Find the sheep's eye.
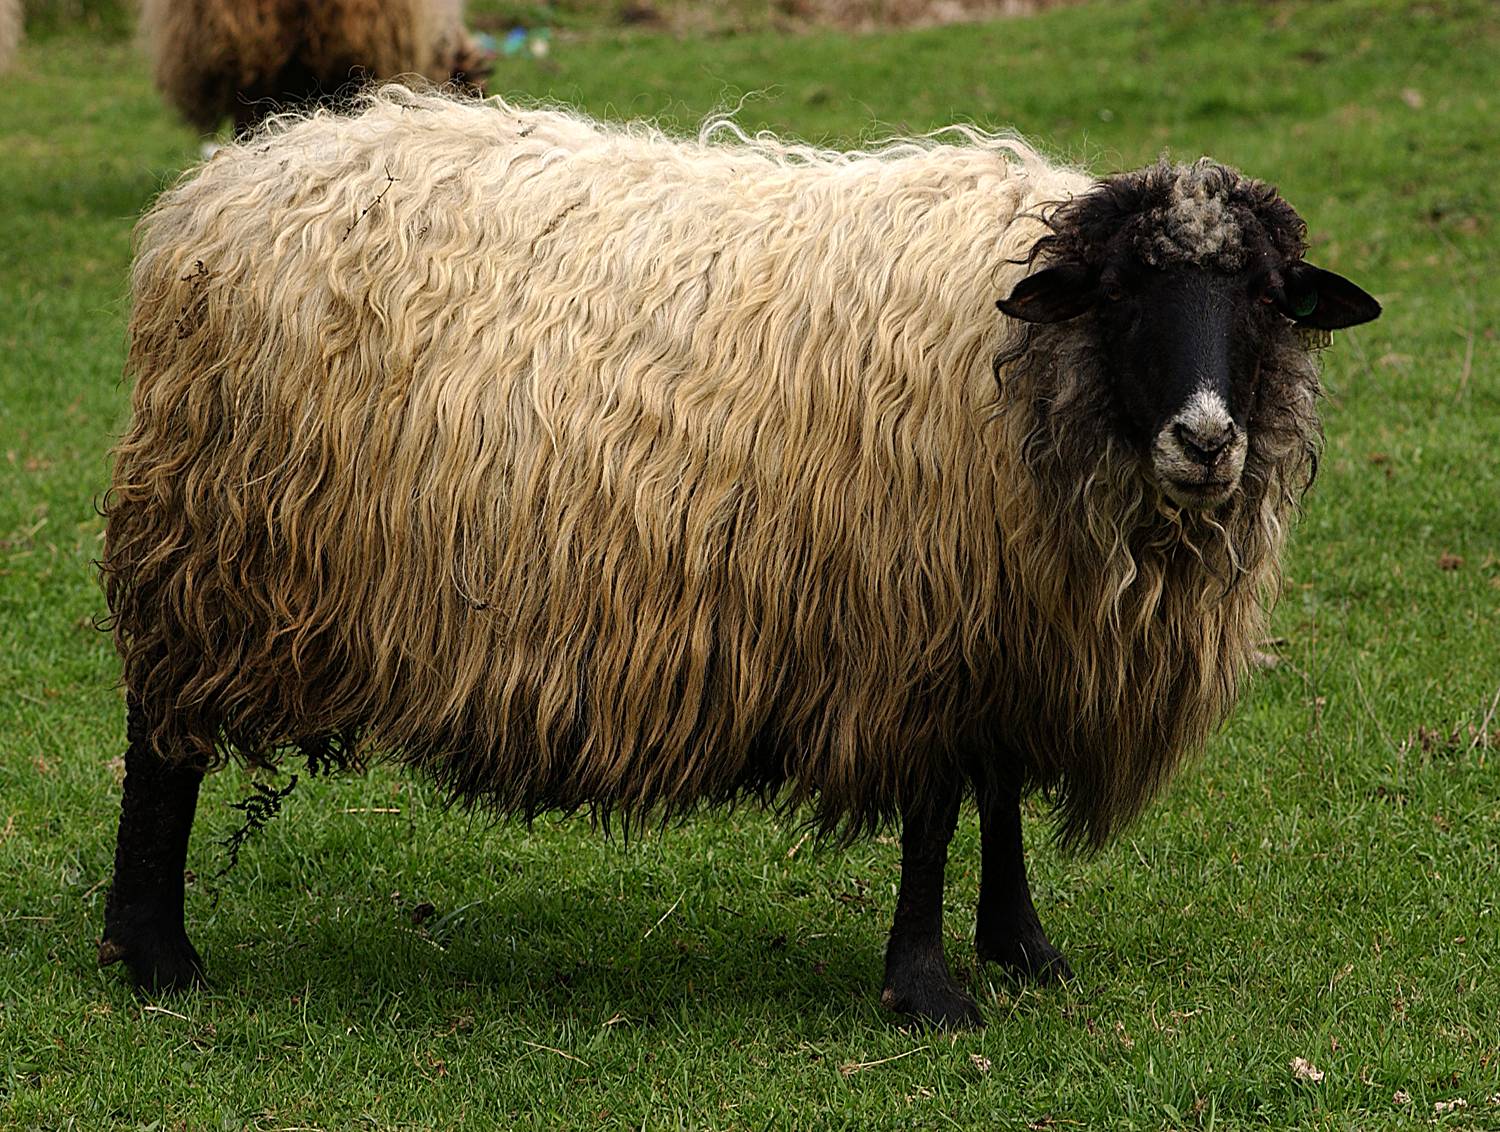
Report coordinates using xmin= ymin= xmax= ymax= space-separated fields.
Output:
xmin=1102 ymin=280 xmax=1126 ymax=302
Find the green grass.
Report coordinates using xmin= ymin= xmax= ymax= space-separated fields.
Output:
xmin=2 ymin=1 xmax=1498 ymax=1128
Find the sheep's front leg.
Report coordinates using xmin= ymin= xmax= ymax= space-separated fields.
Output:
xmin=974 ymin=775 xmax=1072 ymax=983
xmin=880 ymin=782 xmax=981 ymax=1029
xmin=98 ymin=697 xmax=206 ymax=993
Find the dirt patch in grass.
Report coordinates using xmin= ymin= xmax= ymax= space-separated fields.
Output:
xmin=749 ymin=0 xmax=1082 ymax=32
xmin=477 ymin=0 xmax=1083 ymax=37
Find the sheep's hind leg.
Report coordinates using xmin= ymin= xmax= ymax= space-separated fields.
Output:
xmin=880 ymin=782 xmax=982 ymax=1029
xmin=98 ymin=697 xmax=206 ymax=993
xmin=974 ymin=775 xmax=1071 ymax=984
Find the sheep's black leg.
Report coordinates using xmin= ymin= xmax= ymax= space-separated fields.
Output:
xmin=880 ymin=781 xmax=981 ymax=1029
xmin=98 ymin=697 xmax=206 ymax=993
xmin=974 ymin=774 xmax=1072 ymax=983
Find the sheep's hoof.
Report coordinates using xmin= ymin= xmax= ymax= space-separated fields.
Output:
xmin=99 ymin=911 xmax=206 ymax=994
xmin=977 ymin=931 xmax=1073 ymax=985
xmin=881 ymin=970 xmax=983 ymax=1029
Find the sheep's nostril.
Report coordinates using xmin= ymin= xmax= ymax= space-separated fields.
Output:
xmin=1174 ymin=421 xmax=1233 ymax=466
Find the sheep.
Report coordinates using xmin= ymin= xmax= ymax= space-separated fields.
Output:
xmin=97 ymin=88 xmax=1380 ymax=1028
xmin=138 ymin=0 xmax=490 ymax=136
xmin=0 ymin=0 xmax=21 ymax=74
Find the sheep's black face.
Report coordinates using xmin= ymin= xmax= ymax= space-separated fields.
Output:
xmin=1088 ymin=263 xmax=1263 ymax=509
xmin=997 ymin=159 xmax=1381 ymax=510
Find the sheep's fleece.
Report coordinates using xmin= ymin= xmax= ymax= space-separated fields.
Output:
xmin=106 ymin=89 xmax=1320 ymax=848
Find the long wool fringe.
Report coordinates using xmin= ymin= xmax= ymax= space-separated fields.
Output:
xmin=138 ymin=0 xmax=474 ymax=130
xmin=105 ymin=88 xmax=1321 ymax=847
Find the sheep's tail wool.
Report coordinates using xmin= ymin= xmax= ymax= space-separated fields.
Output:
xmin=104 ymin=89 xmax=1318 ymax=847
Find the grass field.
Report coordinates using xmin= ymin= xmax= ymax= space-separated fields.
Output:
xmin=1 ymin=1 xmax=1497 ymax=1128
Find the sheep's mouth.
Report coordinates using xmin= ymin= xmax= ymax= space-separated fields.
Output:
xmin=1162 ymin=476 xmax=1236 ymax=509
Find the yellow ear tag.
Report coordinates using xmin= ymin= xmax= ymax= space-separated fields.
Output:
xmin=1298 ymin=327 xmax=1333 ymax=351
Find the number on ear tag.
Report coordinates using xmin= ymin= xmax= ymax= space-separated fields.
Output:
xmin=1298 ymin=327 xmax=1332 ymax=351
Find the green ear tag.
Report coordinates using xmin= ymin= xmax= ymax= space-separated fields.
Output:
xmin=1292 ymin=291 xmax=1318 ymax=318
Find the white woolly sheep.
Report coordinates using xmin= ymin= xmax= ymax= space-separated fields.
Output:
xmin=98 ymin=88 xmax=1379 ymax=1027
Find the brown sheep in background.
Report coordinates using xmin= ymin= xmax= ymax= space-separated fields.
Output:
xmin=0 ymin=0 xmax=22 ymax=74
xmin=138 ymin=0 xmax=490 ymax=135
xmin=97 ymin=89 xmax=1380 ymax=1027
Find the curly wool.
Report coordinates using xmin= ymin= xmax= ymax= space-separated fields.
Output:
xmin=138 ymin=0 xmax=476 ymax=130
xmin=988 ymin=320 xmax=1318 ymax=847
xmin=105 ymin=89 xmax=1319 ymax=846
xmin=0 ymin=0 xmax=21 ymax=74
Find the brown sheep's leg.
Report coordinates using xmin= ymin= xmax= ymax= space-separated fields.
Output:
xmin=974 ymin=775 xmax=1072 ymax=983
xmin=231 ymin=100 xmax=265 ymax=141
xmin=98 ymin=697 xmax=206 ymax=993
xmin=880 ymin=782 xmax=982 ymax=1029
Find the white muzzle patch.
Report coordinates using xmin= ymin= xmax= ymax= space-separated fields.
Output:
xmin=1151 ymin=389 xmax=1247 ymax=508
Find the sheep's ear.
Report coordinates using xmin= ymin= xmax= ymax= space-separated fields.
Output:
xmin=1277 ymin=262 xmax=1382 ymax=330
xmin=996 ymin=263 xmax=1096 ymax=324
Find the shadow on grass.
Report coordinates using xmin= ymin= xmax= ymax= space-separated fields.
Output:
xmin=219 ymin=886 xmax=882 ymax=1030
